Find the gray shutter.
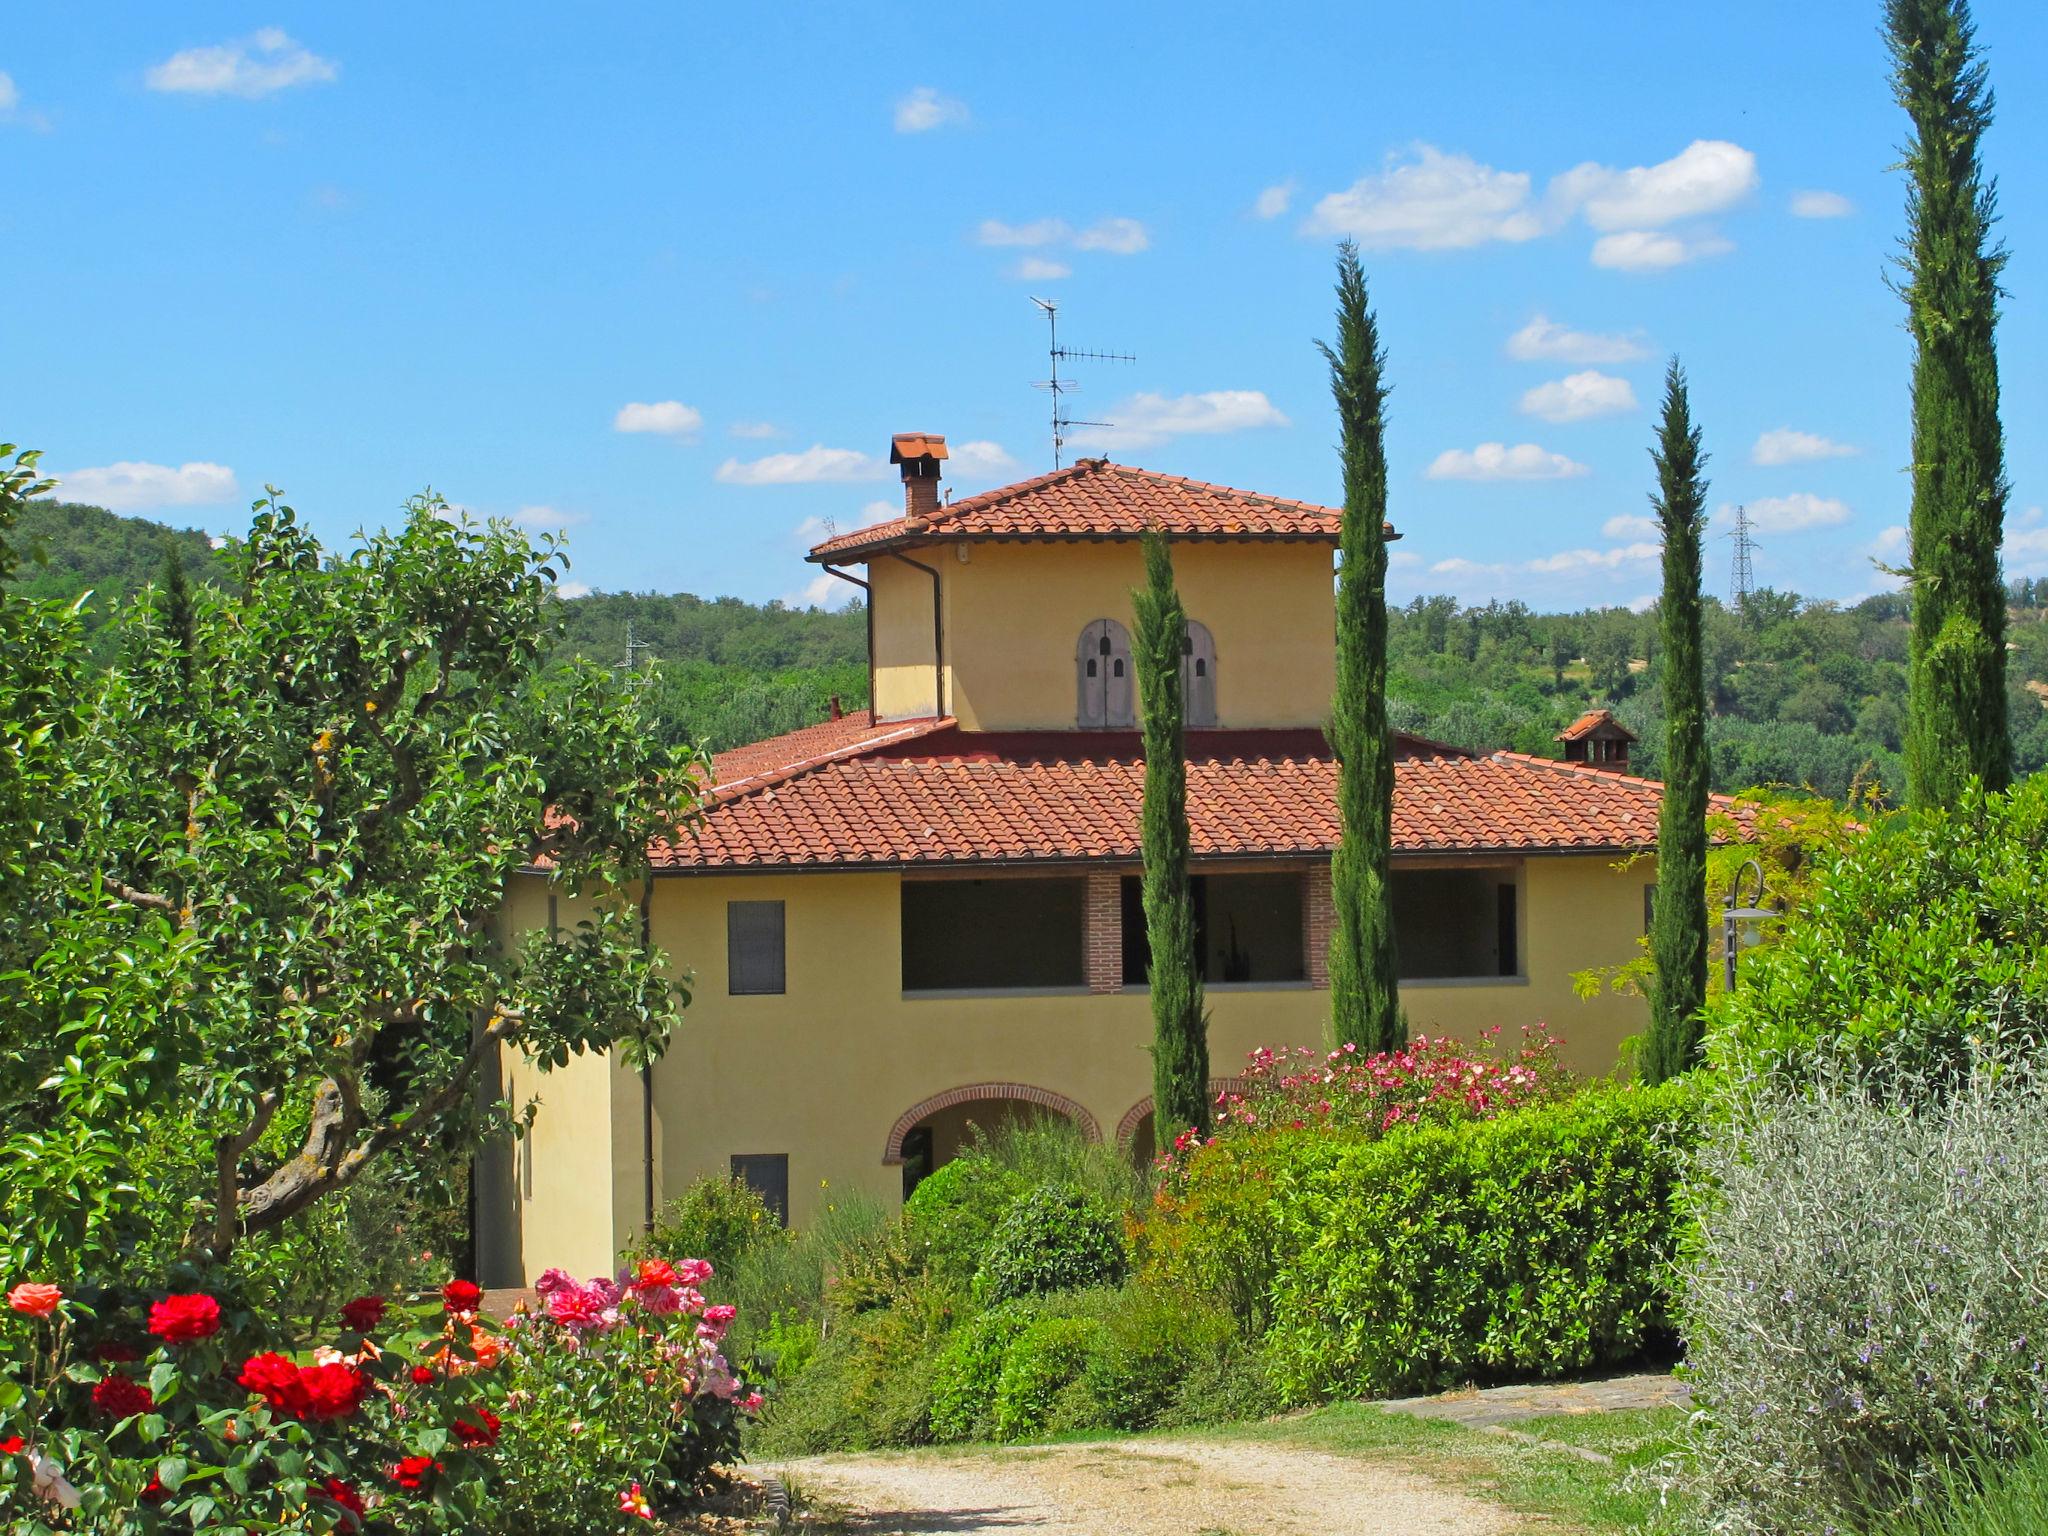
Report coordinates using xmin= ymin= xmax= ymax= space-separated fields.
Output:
xmin=1181 ymin=619 xmax=1218 ymax=728
xmin=727 ymin=900 xmax=786 ymax=995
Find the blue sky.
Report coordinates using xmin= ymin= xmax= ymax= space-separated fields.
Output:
xmin=4 ymin=2 xmax=2044 ymax=612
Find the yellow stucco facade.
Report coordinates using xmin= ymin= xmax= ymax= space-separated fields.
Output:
xmin=479 ymin=851 xmax=1653 ymax=1285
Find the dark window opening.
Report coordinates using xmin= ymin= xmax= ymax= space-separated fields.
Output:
xmin=899 ymin=1126 xmax=935 ymax=1202
xmin=902 ymin=877 xmax=1086 ymax=990
xmin=1121 ymin=871 xmax=1305 ymax=986
xmin=1390 ymin=868 xmax=1521 ymax=979
xmin=731 ymin=1153 xmax=789 ymax=1227
xmin=727 ymin=900 xmax=786 ymax=995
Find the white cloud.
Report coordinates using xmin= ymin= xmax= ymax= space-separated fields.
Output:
xmin=1253 ymin=180 xmax=1296 ymax=220
xmin=1549 ymin=140 xmax=1758 ymax=230
xmin=728 ymin=420 xmax=781 ymax=439
xmin=1591 ymin=229 xmax=1733 ymax=271
xmin=1791 ymin=189 xmax=1854 ymax=219
xmin=510 ymin=505 xmax=588 ymax=530
xmin=1009 ymin=256 xmax=1071 ymax=281
xmin=555 ymin=579 xmax=592 ymax=599
xmin=948 ymin=440 xmax=1018 ymax=481
xmin=1425 ymin=443 xmax=1590 ymax=482
xmin=1519 ymin=370 xmax=1638 ymax=423
xmin=2005 ymin=507 xmax=2048 ymax=576
xmin=1603 ymin=513 xmax=1661 ymax=541
xmin=613 ymin=400 xmax=703 ymax=437
xmin=1305 ymin=144 xmax=1542 ymax=250
xmin=783 ymin=573 xmax=867 ymax=611
xmin=1505 ymin=315 xmax=1650 ymax=365
xmin=1431 ymin=542 xmax=1660 ymax=581
xmin=1751 ymin=427 xmax=1857 ymax=466
xmin=1870 ymin=524 xmax=1909 ymax=559
xmin=55 ymin=460 xmax=238 ymax=511
xmin=1073 ymin=216 xmax=1149 ymax=254
xmin=977 ymin=217 xmax=1071 ymax=247
xmin=0 ymin=71 xmax=16 ymax=112
xmin=714 ymin=446 xmax=886 ymax=486
xmin=1068 ymin=391 xmax=1289 ymax=452
xmin=1627 ymin=592 xmax=1658 ymax=613
xmin=894 ymin=85 xmax=968 ymax=133
xmin=146 ymin=28 xmax=337 ymax=98
xmin=1737 ymin=493 xmax=1853 ymax=533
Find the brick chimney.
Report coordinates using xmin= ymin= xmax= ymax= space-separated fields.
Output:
xmin=890 ymin=433 xmax=948 ymax=523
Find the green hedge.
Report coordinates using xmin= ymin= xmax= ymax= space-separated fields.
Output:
xmin=1244 ymin=1081 xmax=1698 ymax=1400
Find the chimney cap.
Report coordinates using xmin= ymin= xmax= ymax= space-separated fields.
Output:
xmin=890 ymin=433 xmax=948 ymax=465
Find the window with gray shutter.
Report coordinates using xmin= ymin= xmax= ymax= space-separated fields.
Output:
xmin=730 ymin=1154 xmax=789 ymax=1226
xmin=727 ymin=900 xmax=785 ymax=995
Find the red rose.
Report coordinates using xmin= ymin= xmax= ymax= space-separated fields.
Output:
xmin=391 ymin=1453 xmax=441 ymax=1491
xmin=0 ymin=1436 xmax=24 ymax=1454
xmin=91 ymin=1373 xmax=155 ymax=1419
xmin=140 ymin=1474 xmax=169 ymax=1505
xmin=240 ymin=1351 xmax=308 ymax=1416
xmin=315 ymin=1475 xmax=367 ymax=1518
xmin=632 ymin=1258 xmax=677 ymax=1290
xmin=90 ymin=1340 xmax=143 ymax=1364
xmin=441 ymin=1279 xmax=482 ymax=1316
xmin=6 ymin=1283 xmax=62 ymax=1318
xmin=296 ymin=1361 xmax=370 ymax=1422
xmin=451 ymin=1405 xmax=501 ymax=1448
xmin=410 ymin=1364 xmax=437 ymax=1385
xmin=148 ymin=1293 xmax=222 ymax=1344
xmin=340 ymin=1295 xmax=387 ymax=1332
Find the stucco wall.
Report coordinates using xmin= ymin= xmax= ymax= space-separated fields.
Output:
xmin=483 ymin=850 xmax=1655 ymax=1279
xmin=869 ymin=555 xmax=940 ymax=721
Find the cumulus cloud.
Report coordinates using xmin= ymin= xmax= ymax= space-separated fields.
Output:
xmin=2005 ymin=507 xmax=2048 ymax=576
xmin=55 ymin=460 xmax=238 ymax=511
xmin=1737 ymin=493 xmax=1853 ymax=532
xmin=1305 ymin=144 xmax=1542 ymax=250
xmin=1430 ymin=542 xmax=1660 ymax=582
xmin=1009 ymin=256 xmax=1071 ymax=281
xmin=1791 ymin=189 xmax=1854 ymax=218
xmin=1252 ymin=180 xmax=1296 ymax=219
xmin=978 ymin=215 xmax=1149 ymax=256
xmin=510 ymin=505 xmax=588 ymax=530
xmin=1072 ymin=216 xmax=1149 ymax=254
xmin=1506 ymin=315 xmax=1651 ymax=365
xmin=1519 ymin=370 xmax=1638 ymax=423
xmin=728 ymin=420 xmax=781 ymax=439
xmin=555 ymin=579 xmax=592 ymax=599
xmin=1590 ymin=229 xmax=1733 ymax=271
xmin=1751 ymin=427 xmax=1857 ymax=466
xmin=1425 ymin=443 xmax=1590 ymax=482
xmin=977 ymin=217 xmax=1071 ymax=247
xmin=1549 ymin=140 xmax=1758 ymax=230
xmin=613 ymin=400 xmax=703 ymax=436
xmin=715 ymin=446 xmax=885 ymax=486
xmin=1603 ymin=513 xmax=1661 ymax=541
xmin=1068 ymin=391 xmax=1288 ymax=452
xmin=947 ymin=440 xmax=1018 ymax=480
xmin=894 ymin=85 xmax=968 ymax=133
xmin=146 ymin=28 xmax=337 ymax=98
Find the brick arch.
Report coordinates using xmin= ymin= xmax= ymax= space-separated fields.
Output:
xmin=1115 ymin=1077 xmax=1250 ymax=1148
xmin=882 ymin=1083 xmax=1102 ymax=1165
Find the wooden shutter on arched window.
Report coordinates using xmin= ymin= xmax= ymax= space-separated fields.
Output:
xmin=1181 ymin=619 xmax=1217 ymax=728
xmin=1077 ymin=618 xmax=1135 ymax=728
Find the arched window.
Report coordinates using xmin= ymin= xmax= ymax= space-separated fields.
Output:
xmin=1077 ymin=618 xmax=1135 ymax=728
xmin=1181 ymin=619 xmax=1217 ymax=728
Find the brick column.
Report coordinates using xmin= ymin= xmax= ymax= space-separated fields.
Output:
xmin=1304 ymin=863 xmax=1333 ymax=988
xmin=1085 ymin=869 xmax=1123 ymax=994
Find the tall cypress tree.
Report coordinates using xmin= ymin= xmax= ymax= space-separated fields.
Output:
xmin=1889 ymin=0 xmax=2010 ymax=807
xmin=1133 ymin=530 xmax=1208 ymax=1145
xmin=1320 ymin=242 xmax=1402 ymax=1053
xmin=1646 ymin=360 xmax=1710 ymax=1082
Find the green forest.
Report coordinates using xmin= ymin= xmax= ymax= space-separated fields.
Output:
xmin=11 ymin=498 xmax=2047 ymax=796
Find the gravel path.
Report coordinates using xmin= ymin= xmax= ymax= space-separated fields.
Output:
xmin=770 ymin=1435 xmax=1527 ymax=1535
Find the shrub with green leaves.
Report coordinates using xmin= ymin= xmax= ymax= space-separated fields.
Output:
xmin=975 ymin=1185 xmax=1129 ymax=1305
xmin=1680 ymin=1057 xmax=2048 ymax=1534
xmin=748 ymin=1279 xmax=960 ymax=1456
xmin=993 ymin=1315 xmax=1103 ymax=1441
xmin=1149 ymin=1082 xmax=1697 ymax=1401
xmin=1710 ymin=775 xmax=2048 ymax=1077
xmin=927 ymin=1305 xmax=1036 ymax=1444
xmin=1077 ymin=1285 xmax=1236 ymax=1432
xmin=641 ymin=1176 xmax=788 ymax=1282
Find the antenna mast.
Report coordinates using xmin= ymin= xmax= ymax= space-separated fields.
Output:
xmin=1030 ymin=297 xmax=1133 ymax=469
xmin=1726 ymin=505 xmax=1759 ymax=613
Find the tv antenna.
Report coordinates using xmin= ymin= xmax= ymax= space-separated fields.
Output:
xmin=1726 ymin=505 xmax=1759 ymax=613
xmin=1030 ymin=297 xmax=1133 ymax=469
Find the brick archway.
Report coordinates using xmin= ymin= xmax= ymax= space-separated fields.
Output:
xmin=1115 ymin=1077 xmax=1249 ymax=1147
xmin=882 ymin=1083 xmax=1102 ymax=1165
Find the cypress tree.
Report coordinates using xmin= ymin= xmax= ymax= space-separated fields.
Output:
xmin=1133 ymin=530 xmax=1208 ymax=1146
xmin=1320 ymin=242 xmax=1402 ymax=1053
xmin=1646 ymin=360 xmax=1710 ymax=1082
xmin=1889 ymin=0 xmax=2010 ymax=807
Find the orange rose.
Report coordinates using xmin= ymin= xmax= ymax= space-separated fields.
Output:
xmin=6 ymin=1283 xmax=62 ymax=1318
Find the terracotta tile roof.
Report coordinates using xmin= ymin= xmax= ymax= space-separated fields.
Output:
xmin=648 ymin=721 xmax=1748 ymax=872
xmin=806 ymin=461 xmax=1383 ymax=562
xmin=890 ymin=433 xmax=948 ymax=463
xmin=1557 ymin=707 xmax=1637 ymax=742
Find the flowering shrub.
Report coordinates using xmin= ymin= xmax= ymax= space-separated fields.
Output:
xmin=1 ymin=1274 xmax=504 ymax=1533
xmin=484 ymin=1259 xmax=760 ymax=1535
xmin=1177 ymin=1025 xmax=1573 ymax=1163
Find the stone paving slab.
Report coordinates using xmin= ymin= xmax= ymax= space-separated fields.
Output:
xmin=1373 ymin=1371 xmax=1690 ymax=1429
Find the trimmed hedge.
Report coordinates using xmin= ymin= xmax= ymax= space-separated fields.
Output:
xmin=1151 ymin=1081 xmax=1699 ymax=1401
xmin=974 ymin=1184 xmax=1128 ymax=1304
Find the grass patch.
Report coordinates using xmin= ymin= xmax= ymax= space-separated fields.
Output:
xmin=1213 ymin=1401 xmax=1689 ymax=1533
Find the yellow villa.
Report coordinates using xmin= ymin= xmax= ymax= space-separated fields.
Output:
xmin=478 ymin=434 xmax=1679 ymax=1284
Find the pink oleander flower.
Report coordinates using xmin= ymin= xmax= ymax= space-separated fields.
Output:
xmin=620 ymin=1482 xmax=654 ymax=1519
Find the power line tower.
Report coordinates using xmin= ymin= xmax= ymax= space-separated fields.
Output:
xmin=1726 ymin=504 xmax=1759 ymax=614
xmin=614 ymin=619 xmax=656 ymax=673
xmin=1029 ymin=297 xmax=1133 ymax=469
